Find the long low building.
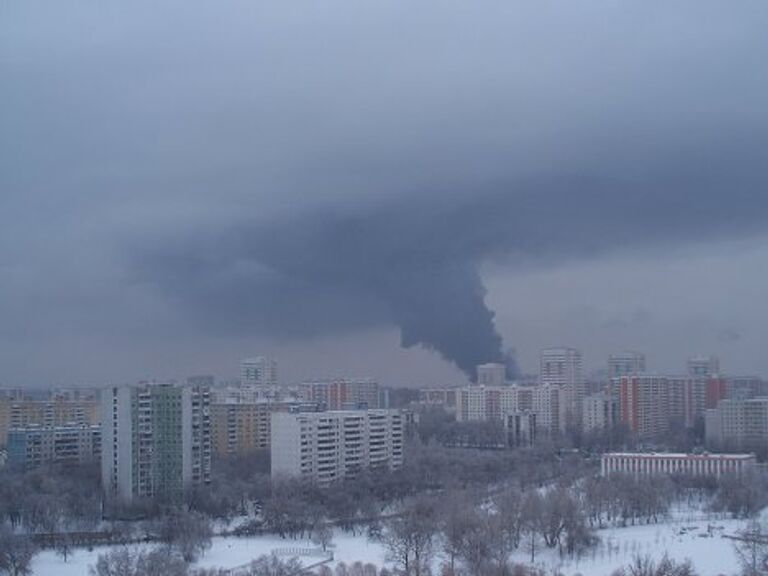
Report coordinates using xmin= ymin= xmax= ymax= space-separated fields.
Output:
xmin=271 ymin=409 xmax=404 ymax=485
xmin=601 ymin=452 xmax=756 ymax=477
xmin=7 ymin=424 xmax=101 ymax=469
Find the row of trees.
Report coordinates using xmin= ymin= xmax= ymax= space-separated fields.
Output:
xmin=378 ymin=484 xmax=598 ymax=576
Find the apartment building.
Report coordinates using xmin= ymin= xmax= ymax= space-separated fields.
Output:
xmin=101 ymin=382 xmax=211 ymax=503
xmin=582 ymin=393 xmax=618 ymax=433
xmin=687 ymin=355 xmax=720 ymax=378
xmin=211 ymin=401 xmax=272 ymax=457
xmin=616 ymin=374 xmax=729 ymax=439
xmin=705 ymin=398 xmax=768 ymax=451
xmin=476 ymin=363 xmax=506 ymax=386
xmin=418 ymin=388 xmax=458 ymax=410
xmin=271 ymin=409 xmax=404 ymax=485
xmin=299 ymin=379 xmax=380 ymax=410
xmin=0 ymin=394 xmax=100 ymax=447
xmin=6 ymin=424 xmax=101 ymax=469
xmin=608 ymin=352 xmax=646 ymax=379
xmin=540 ymin=348 xmax=584 ymax=426
xmin=455 ymin=383 xmax=561 ymax=433
xmin=601 ymin=452 xmax=755 ymax=478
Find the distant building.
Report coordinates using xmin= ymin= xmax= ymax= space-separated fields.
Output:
xmin=540 ymin=348 xmax=584 ymax=427
xmin=299 ymin=379 xmax=380 ymax=410
xmin=582 ymin=393 xmax=618 ymax=433
xmin=455 ymin=383 xmax=561 ymax=433
xmin=101 ymin=382 xmax=211 ymax=503
xmin=687 ymin=355 xmax=720 ymax=378
xmin=725 ymin=377 xmax=768 ymax=401
xmin=0 ymin=393 xmax=100 ymax=448
xmin=615 ymin=374 xmax=727 ymax=439
xmin=211 ymin=401 xmax=272 ymax=457
xmin=7 ymin=424 xmax=101 ymax=469
xmin=241 ymin=357 xmax=278 ymax=387
xmin=608 ymin=352 xmax=646 ymax=379
xmin=706 ymin=398 xmax=768 ymax=451
xmin=271 ymin=409 xmax=404 ymax=485
xmin=477 ymin=363 xmax=506 ymax=386
xmin=418 ymin=388 xmax=458 ymax=410
xmin=601 ymin=452 xmax=755 ymax=478
xmin=210 ymin=399 xmax=321 ymax=458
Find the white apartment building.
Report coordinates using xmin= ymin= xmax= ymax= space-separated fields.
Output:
xmin=608 ymin=352 xmax=646 ymax=379
xmin=476 ymin=363 xmax=506 ymax=386
xmin=455 ymin=383 xmax=561 ymax=433
xmin=540 ymin=348 xmax=584 ymax=427
xmin=582 ymin=393 xmax=617 ymax=433
xmin=706 ymin=398 xmax=768 ymax=450
xmin=687 ymin=355 xmax=720 ymax=378
xmin=601 ymin=452 xmax=755 ymax=478
xmin=271 ymin=409 xmax=404 ymax=485
xmin=241 ymin=357 xmax=278 ymax=387
xmin=101 ymin=382 xmax=211 ymax=503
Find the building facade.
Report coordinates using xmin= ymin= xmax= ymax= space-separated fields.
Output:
xmin=539 ymin=348 xmax=584 ymax=427
xmin=706 ymin=398 xmax=768 ymax=451
xmin=211 ymin=401 xmax=272 ymax=457
xmin=101 ymin=382 xmax=211 ymax=503
xmin=582 ymin=393 xmax=618 ymax=433
xmin=6 ymin=424 xmax=101 ymax=469
xmin=616 ymin=374 xmax=728 ymax=439
xmin=601 ymin=452 xmax=755 ymax=478
xmin=299 ymin=379 xmax=380 ymax=410
xmin=608 ymin=352 xmax=646 ymax=379
xmin=271 ymin=409 xmax=404 ymax=485
xmin=477 ymin=363 xmax=506 ymax=386
xmin=240 ymin=357 xmax=278 ymax=387
xmin=454 ymin=383 xmax=561 ymax=433
xmin=0 ymin=394 xmax=100 ymax=447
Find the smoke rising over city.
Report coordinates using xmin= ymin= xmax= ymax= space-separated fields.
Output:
xmin=4 ymin=0 xmax=768 ymax=383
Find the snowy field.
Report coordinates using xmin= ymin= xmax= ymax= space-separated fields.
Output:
xmin=31 ymin=515 xmax=745 ymax=576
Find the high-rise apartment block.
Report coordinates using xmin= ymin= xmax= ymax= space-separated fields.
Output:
xmin=608 ymin=352 xmax=646 ymax=379
xmin=101 ymin=383 xmax=211 ymax=503
xmin=582 ymin=393 xmax=618 ymax=433
xmin=6 ymin=424 xmax=101 ymax=469
xmin=271 ymin=409 xmax=404 ymax=485
xmin=299 ymin=379 xmax=380 ymax=410
xmin=616 ymin=374 xmax=727 ymax=439
xmin=211 ymin=401 xmax=272 ymax=457
xmin=540 ymin=348 xmax=584 ymax=427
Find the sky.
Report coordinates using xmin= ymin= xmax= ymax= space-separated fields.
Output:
xmin=2 ymin=0 xmax=768 ymax=387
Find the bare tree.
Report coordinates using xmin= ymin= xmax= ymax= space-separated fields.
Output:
xmin=733 ymin=520 xmax=768 ymax=576
xmin=379 ymin=497 xmax=436 ymax=576
xmin=156 ymin=510 xmax=213 ymax=563
xmin=246 ymin=553 xmax=303 ymax=576
xmin=313 ymin=524 xmax=334 ymax=552
xmin=89 ymin=546 xmax=188 ymax=576
xmin=0 ymin=527 xmax=36 ymax=576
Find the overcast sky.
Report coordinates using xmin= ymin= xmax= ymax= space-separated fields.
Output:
xmin=3 ymin=1 xmax=768 ymax=387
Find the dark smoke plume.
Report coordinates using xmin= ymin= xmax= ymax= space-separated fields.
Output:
xmin=135 ymin=157 xmax=768 ymax=380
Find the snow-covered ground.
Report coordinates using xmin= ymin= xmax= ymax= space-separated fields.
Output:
xmin=31 ymin=514 xmax=744 ymax=576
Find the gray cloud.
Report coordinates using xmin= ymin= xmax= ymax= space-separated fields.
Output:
xmin=2 ymin=0 xmax=768 ymax=382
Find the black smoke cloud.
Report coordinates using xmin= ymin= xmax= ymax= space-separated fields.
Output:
xmin=135 ymin=160 xmax=768 ymax=379
xmin=4 ymin=0 xmax=768 ymax=382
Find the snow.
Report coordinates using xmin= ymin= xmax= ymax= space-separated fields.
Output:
xmin=31 ymin=515 xmax=744 ymax=576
